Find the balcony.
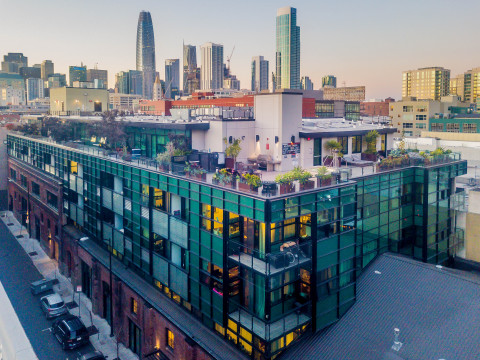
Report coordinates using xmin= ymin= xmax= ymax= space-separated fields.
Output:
xmin=229 ymin=240 xmax=312 ymax=275
xmin=228 ymin=304 xmax=311 ymax=341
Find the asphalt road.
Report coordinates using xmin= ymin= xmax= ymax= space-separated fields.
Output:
xmin=0 ymin=219 xmax=95 ymax=360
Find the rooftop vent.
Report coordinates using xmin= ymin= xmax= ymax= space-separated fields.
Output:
xmin=391 ymin=328 xmax=403 ymax=351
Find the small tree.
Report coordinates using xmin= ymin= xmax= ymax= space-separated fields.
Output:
xmin=224 ymin=137 xmax=242 ymax=165
xmin=325 ymin=140 xmax=342 ymax=156
xmin=365 ymin=130 xmax=379 ymax=154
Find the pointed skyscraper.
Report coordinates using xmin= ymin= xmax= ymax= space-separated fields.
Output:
xmin=152 ymin=74 xmax=163 ymax=101
xmin=136 ymin=11 xmax=156 ymax=99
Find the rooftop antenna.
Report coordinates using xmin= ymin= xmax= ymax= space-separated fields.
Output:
xmin=391 ymin=328 xmax=403 ymax=351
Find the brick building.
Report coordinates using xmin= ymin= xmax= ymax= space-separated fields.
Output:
xmin=360 ymin=98 xmax=394 ymax=117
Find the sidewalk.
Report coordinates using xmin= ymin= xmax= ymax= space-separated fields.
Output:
xmin=0 ymin=211 xmax=138 ymax=360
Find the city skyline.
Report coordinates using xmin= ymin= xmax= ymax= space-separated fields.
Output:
xmin=1 ymin=0 xmax=479 ymax=99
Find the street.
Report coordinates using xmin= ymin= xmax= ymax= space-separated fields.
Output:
xmin=0 ymin=219 xmax=95 ymax=360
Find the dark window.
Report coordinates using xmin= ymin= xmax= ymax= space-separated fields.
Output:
xmin=351 ymin=135 xmax=362 ymax=153
xmin=338 ymin=137 xmax=348 ymax=154
xmin=32 ymin=181 xmax=40 ymax=196
xmin=313 ymin=138 xmax=322 ymax=166
xmin=20 ymin=174 xmax=27 ymax=188
xmin=10 ymin=168 xmax=16 ymax=181
xmin=46 ymin=191 xmax=58 ymax=210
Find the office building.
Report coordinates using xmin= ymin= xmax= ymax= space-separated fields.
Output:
xmin=322 ymin=75 xmax=337 ymax=88
xmin=136 ymin=11 xmax=156 ymax=99
xmin=402 ymin=67 xmax=450 ymax=100
xmin=19 ymin=66 xmax=41 ymax=80
xmin=200 ymin=43 xmax=224 ymax=90
xmin=276 ymin=6 xmax=300 ymax=89
xmin=109 ymin=93 xmax=142 ymax=112
xmin=7 ymin=89 xmax=467 ymax=358
xmin=251 ymin=56 xmax=269 ymax=92
xmin=301 ymin=76 xmax=313 ymax=90
xmin=183 ymin=44 xmax=200 ymax=95
xmin=128 ymin=70 xmax=143 ymax=96
xmin=49 ymin=87 xmax=109 ymax=115
xmin=26 ymin=78 xmax=44 ymax=101
xmin=165 ymin=59 xmax=180 ymax=99
xmin=115 ymin=71 xmax=130 ymax=94
xmin=0 ymin=87 xmax=24 ymax=106
xmin=47 ymin=73 xmax=67 ymax=89
xmin=450 ymin=67 xmax=480 ymax=103
xmin=87 ymin=68 xmax=108 ymax=89
xmin=1 ymin=53 xmax=28 ymax=73
xmin=323 ymin=86 xmax=365 ymax=101
xmin=389 ymin=95 xmax=470 ymax=137
xmin=41 ymin=60 xmax=54 ymax=81
xmin=69 ymin=65 xmax=87 ymax=86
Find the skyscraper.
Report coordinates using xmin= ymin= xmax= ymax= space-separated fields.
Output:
xmin=87 ymin=68 xmax=108 ymax=89
xmin=183 ymin=44 xmax=200 ymax=95
xmin=165 ymin=59 xmax=180 ymax=99
xmin=251 ymin=56 xmax=269 ymax=92
xmin=200 ymin=43 xmax=223 ymax=91
xmin=136 ymin=11 xmax=156 ymax=99
xmin=69 ymin=65 xmax=87 ymax=86
xmin=275 ymin=7 xmax=300 ymax=90
xmin=26 ymin=78 xmax=44 ymax=101
xmin=129 ymin=70 xmax=143 ymax=96
xmin=450 ymin=67 xmax=480 ymax=103
xmin=1 ymin=53 xmax=28 ymax=74
xmin=115 ymin=71 xmax=130 ymax=94
xmin=402 ymin=67 xmax=450 ymax=100
xmin=41 ymin=60 xmax=54 ymax=81
xmin=301 ymin=76 xmax=313 ymax=90
xmin=322 ymin=75 xmax=337 ymax=88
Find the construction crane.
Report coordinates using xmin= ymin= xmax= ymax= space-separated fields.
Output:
xmin=226 ymin=46 xmax=235 ymax=70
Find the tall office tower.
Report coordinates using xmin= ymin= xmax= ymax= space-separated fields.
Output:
xmin=1 ymin=53 xmax=28 ymax=73
xmin=129 ymin=70 xmax=143 ymax=96
xmin=41 ymin=60 xmax=54 ymax=81
xmin=275 ymin=7 xmax=300 ymax=89
xmin=47 ymin=73 xmax=67 ymax=89
xmin=165 ymin=59 xmax=180 ymax=99
xmin=26 ymin=78 xmax=44 ymax=101
xmin=115 ymin=71 xmax=130 ymax=94
xmin=322 ymin=75 xmax=337 ymax=88
xmin=251 ymin=56 xmax=269 ymax=92
xmin=402 ymin=67 xmax=450 ymax=100
xmin=87 ymin=68 xmax=108 ymax=89
xmin=301 ymin=76 xmax=314 ymax=90
xmin=200 ymin=43 xmax=223 ymax=90
xmin=136 ymin=11 xmax=156 ymax=99
xmin=69 ymin=65 xmax=87 ymax=86
xmin=183 ymin=44 xmax=199 ymax=95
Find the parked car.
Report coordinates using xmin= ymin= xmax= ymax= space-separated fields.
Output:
xmin=40 ymin=293 xmax=68 ymax=319
xmin=52 ymin=315 xmax=90 ymax=350
xmin=80 ymin=351 xmax=107 ymax=360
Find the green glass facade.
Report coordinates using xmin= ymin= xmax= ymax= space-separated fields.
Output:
xmin=276 ymin=7 xmax=300 ymax=90
xmin=7 ymin=133 xmax=467 ymax=359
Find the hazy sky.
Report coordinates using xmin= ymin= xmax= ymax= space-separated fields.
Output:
xmin=1 ymin=0 xmax=479 ymax=99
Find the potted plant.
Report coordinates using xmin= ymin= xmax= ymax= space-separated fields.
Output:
xmin=324 ymin=140 xmax=343 ymax=166
xmin=213 ymin=168 xmax=236 ymax=188
xmin=242 ymin=173 xmax=262 ymax=193
xmin=294 ymin=167 xmax=314 ymax=190
xmin=275 ymin=172 xmax=295 ymax=194
xmin=224 ymin=137 xmax=242 ymax=169
xmin=316 ymin=166 xmax=333 ymax=187
xmin=156 ymin=142 xmax=175 ymax=172
xmin=362 ymin=130 xmax=378 ymax=161
xmin=187 ymin=163 xmax=207 ymax=181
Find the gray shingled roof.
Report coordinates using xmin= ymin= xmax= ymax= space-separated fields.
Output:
xmin=282 ymin=253 xmax=480 ymax=360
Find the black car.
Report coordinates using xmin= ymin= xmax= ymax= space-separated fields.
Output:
xmin=80 ymin=351 xmax=107 ymax=360
xmin=51 ymin=315 xmax=90 ymax=350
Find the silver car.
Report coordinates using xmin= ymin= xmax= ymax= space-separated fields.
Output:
xmin=40 ymin=293 xmax=68 ymax=319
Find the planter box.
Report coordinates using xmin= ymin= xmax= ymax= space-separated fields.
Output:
xmin=300 ymin=180 xmax=315 ymax=190
xmin=279 ymin=183 xmax=295 ymax=194
xmin=225 ymin=157 xmax=235 ymax=169
xmin=361 ymin=153 xmax=377 ymax=161
xmin=194 ymin=173 xmax=207 ymax=181
xmin=238 ymin=182 xmax=250 ymax=192
xmin=249 ymin=186 xmax=259 ymax=194
xmin=317 ymin=177 xmax=332 ymax=187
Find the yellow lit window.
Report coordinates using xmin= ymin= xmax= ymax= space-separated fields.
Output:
xmin=166 ymin=329 xmax=174 ymax=349
xmin=70 ymin=161 xmax=78 ymax=174
xmin=215 ymin=323 xmax=225 ymax=336
xmin=131 ymin=298 xmax=138 ymax=314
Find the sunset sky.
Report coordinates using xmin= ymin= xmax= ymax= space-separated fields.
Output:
xmin=1 ymin=0 xmax=479 ymax=99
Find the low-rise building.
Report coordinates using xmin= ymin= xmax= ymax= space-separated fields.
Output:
xmin=109 ymin=93 xmax=142 ymax=112
xmin=323 ymin=86 xmax=365 ymax=101
xmin=49 ymin=87 xmax=109 ymax=116
xmin=360 ymin=98 xmax=394 ymax=117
